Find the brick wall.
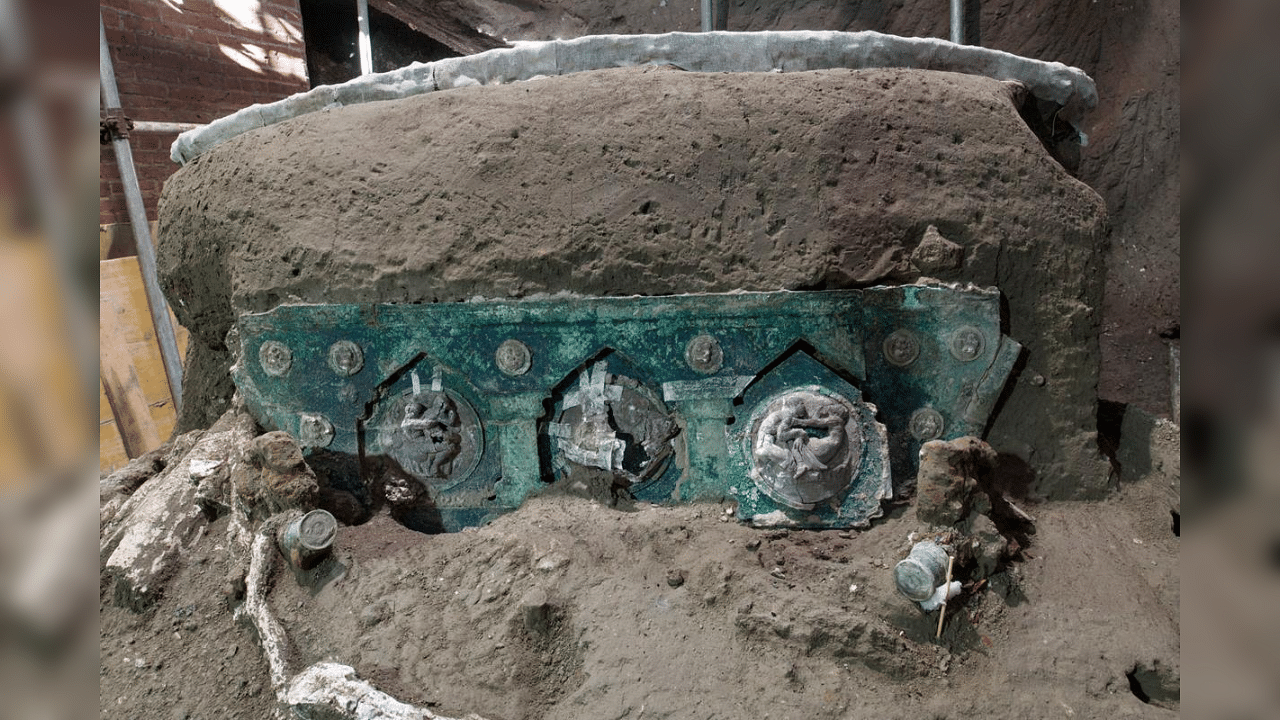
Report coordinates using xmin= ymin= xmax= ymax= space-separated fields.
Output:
xmin=100 ymin=0 xmax=310 ymax=225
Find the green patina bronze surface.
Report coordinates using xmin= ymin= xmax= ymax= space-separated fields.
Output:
xmin=232 ymin=285 xmax=1020 ymax=531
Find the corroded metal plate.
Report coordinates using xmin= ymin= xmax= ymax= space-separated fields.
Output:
xmin=231 ymin=285 xmax=1021 ymax=531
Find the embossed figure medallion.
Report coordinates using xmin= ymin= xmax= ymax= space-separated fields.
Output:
xmin=375 ymin=390 xmax=483 ymax=487
xmin=882 ymin=329 xmax=920 ymax=367
xmin=327 ymin=340 xmax=364 ymax=376
xmin=259 ymin=340 xmax=293 ymax=377
xmin=685 ymin=334 xmax=723 ymax=374
xmin=495 ymin=339 xmax=532 ymax=376
xmin=748 ymin=389 xmax=865 ymax=509
xmin=547 ymin=361 xmax=678 ymax=486
xmin=909 ymin=408 xmax=945 ymax=441
xmin=949 ymin=326 xmax=985 ymax=362
xmin=298 ymin=412 xmax=335 ymax=448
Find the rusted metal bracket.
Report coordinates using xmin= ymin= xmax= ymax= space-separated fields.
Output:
xmin=100 ymin=108 xmax=132 ymax=143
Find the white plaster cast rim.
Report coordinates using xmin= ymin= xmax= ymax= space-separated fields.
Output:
xmin=171 ymin=30 xmax=1097 ymax=165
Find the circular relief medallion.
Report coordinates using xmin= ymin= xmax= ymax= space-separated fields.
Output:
xmin=949 ymin=326 xmax=985 ymax=363
xmin=882 ymin=329 xmax=921 ymax=367
xmin=546 ymin=362 xmax=678 ymax=488
xmin=374 ymin=389 xmax=483 ymax=490
xmin=684 ymin=334 xmax=724 ymax=374
xmin=908 ymin=408 xmax=945 ymax=442
xmin=747 ymin=388 xmax=866 ymax=510
xmin=259 ymin=340 xmax=293 ymax=377
xmin=298 ymin=413 xmax=335 ymax=448
xmin=495 ymin=339 xmax=532 ymax=376
xmin=327 ymin=340 xmax=364 ymax=376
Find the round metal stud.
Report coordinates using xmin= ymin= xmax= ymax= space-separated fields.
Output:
xmin=949 ymin=326 xmax=985 ymax=363
xmin=882 ymin=329 xmax=920 ymax=367
xmin=327 ymin=340 xmax=364 ymax=376
xmin=685 ymin=334 xmax=724 ymax=374
xmin=908 ymin=408 xmax=945 ymax=442
xmin=298 ymin=412 xmax=335 ymax=448
xmin=495 ymin=339 xmax=532 ymax=376
xmin=259 ymin=340 xmax=293 ymax=377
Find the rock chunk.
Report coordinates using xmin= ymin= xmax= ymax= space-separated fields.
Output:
xmin=915 ymin=436 xmax=997 ymax=527
xmin=910 ymin=225 xmax=964 ymax=275
xmin=101 ymin=405 xmax=258 ymax=611
xmin=232 ymin=431 xmax=319 ymax=523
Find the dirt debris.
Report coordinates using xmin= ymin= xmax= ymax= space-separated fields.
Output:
xmin=102 ymin=441 xmax=1178 ymax=719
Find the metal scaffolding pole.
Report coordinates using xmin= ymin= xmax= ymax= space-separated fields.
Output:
xmin=356 ymin=0 xmax=373 ymax=75
xmin=701 ymin=0 xmax=727 ymax=32
xmin=100 ymin=13 xmax=184 ymax=413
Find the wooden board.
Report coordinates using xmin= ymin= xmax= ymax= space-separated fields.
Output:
xmin=0 ymin=240 xmax=94 ymax=484
xmin=99 ymin=256 xmax=189 ymax=469
xmin=99 ymin=221 xmax=159 ymax=260
xmin=100 ymin=378 xmax=130 ymax=475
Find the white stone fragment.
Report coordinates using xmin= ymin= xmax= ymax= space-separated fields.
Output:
xmin=188 ymin=459 xmax=222 ymax=479
xmin=918 ymin=580 xmax=962 ymax=612
xmin=285 ymin=662 xmax=482 ymax=720
xmin=102 ymin=414 xmax=256 ymax=609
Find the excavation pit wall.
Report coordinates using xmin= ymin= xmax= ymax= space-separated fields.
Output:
xmin=158 ymin=62 xmax=1108 ymax=499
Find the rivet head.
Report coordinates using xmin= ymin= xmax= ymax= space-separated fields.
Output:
xmin=685 ymin=334 xmax=723 ymax=374
xmin=949 ymin=326 xmax=985 ymax=362
xmin=327 ymin=340 xmax=364 ymax=376
xmin=883 ymin=330 xmax=920 ymax=367
xmin=298 ymin=413 xmax=334 ymax=448
xmin=909 ymin=408 xmax=945 ymax=442
xmin=495 ymin=339 xmax=532 ymax=376
xmin=259 ymin=341 xmax=293 ymax=377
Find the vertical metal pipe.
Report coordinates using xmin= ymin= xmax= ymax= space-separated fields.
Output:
xmin=950 ymin=0 xmax=965 ymax=44
xmin=356 ymin=0 xmax=373 ymax=75
xmin=100 ymin=14 xmax=184 ymax=413
xmin=700 ymin=0 xmax=726 ymax=31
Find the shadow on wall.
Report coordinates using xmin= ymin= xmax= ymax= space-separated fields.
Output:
xmin=104 ymin=0 xmax=310 ymax=126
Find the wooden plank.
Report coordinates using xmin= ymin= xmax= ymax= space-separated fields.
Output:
xmin=100 ymin=291 xmax=162 ymax=457
xmin=101 ymin=256 xmax=187 ymax=428
xmin=0 ymin=240 xmax=94 ymax=484
xmin=98 ymin=221 xmax=159 ymax=260
xmin=0 ymin=374 xmax=34 ymax=482
xmin=100 ymin=379 xmax=129 ymax=475
xmin=367 ymin=0 xmax=507 ymax=56
xmin=100 ymin=256 xmax=187 ymax=462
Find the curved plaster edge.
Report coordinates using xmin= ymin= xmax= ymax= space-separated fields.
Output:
xmin=171 ymin=30 xmax=1097 ymax=165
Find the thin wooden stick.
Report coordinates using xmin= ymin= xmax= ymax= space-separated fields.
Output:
xmin=936 ymin=555 xmax=955 ymax=639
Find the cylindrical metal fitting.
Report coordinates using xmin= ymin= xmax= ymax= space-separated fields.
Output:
xmin=950 ymin=0 xmax=965 ymax=45
xmin=894 ymin=540 xmax=950 ymax=601
xmin=279 ymin=509 xmax=338 ymax=570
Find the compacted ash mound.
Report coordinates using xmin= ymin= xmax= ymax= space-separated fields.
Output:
xmin=159 ymin=66 xmax=1107 ymax=499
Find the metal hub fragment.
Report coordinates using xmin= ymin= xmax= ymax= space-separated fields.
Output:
xmin=231 ymin=285 xmax=1021 ymax=530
